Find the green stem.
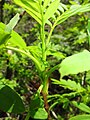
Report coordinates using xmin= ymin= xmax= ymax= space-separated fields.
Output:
xmin=42 ymin=79 xmax=49 ymax=94
xmin=25 ymin=111 xmax=30 ymax=120
xmin=6 ymin=46 xmax=42 ymax=71
xmin=46 ymin=22 xmax=57 ymax=47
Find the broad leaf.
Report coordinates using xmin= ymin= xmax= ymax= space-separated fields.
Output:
xmin=30 ymin=108 xmax=48 ymax=119
xmin=0 ymin=30 xmax=11 ymax=45
xmin=0 ymin=23 xmax=11 ymax=45
xmin=9 ymin=31 xmax=26 ymax=49
xmin=72 ymin=101 xmax=90 ymax=113
xmin=69 ymin=114 xmax=90 ymax=120
xmin=29 ymin=95 xmax=48 ymax=119
xmin=0 ymin=84 xmax=25 ymax=113
xmin=0 ymin=22 xmax=26 ymax=48
xmin=60 ymin=50 xmax=90 ymax=78
xmin=0 ymin=13 xmax=20 ymax=45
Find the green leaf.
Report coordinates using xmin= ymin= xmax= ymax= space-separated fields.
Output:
xmin=0 ymin=30 xmax=11 ymax=45
xmin=28 ymin=95 xmax=48 ymax=119
xmin=43 ymin=0 xmax=51 ymax=9
xmin=69 ymin=114 xmax=90 ymax=120
xmin=44 ymin=0 xmax=59 ymax=23
xmin=0 ymin=13 xmax=20 ymax=46
xmin=9 ymin=31 xmax=26 ymax=49
xmin=72 ymin=101 xmax=90 ymax=113
xmin=52 ymin=79 xmax=84 ymax=92
xmin=13 ymin=0 xmax=42 ymax=25
xmin=56 ymin=4 xmax=90 ymax=25
xmin=60 ymin=50 xmax=90 ymax=78
xmin=0 ymin=23 xmax=11 ymax=45
xmin=29 ymin=96 xmax=44 ymax=110
xmin=30 ymin=108 xmax=48 ymax=119
xmin=0 ymin=22 xmax=26 ymax=48
xmin=5 ymin=13 xmax=20 ymax=32
xmin=0 ymin=84 xmax=25 ymax=113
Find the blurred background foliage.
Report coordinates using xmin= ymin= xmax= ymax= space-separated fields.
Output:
xmin=0 ymin=0 xmax=90 ymax=119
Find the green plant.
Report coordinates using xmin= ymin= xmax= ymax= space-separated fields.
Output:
xmin=1 ymin=0 xmax=90 ymax=119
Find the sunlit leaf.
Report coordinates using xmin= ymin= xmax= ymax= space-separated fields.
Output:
xmin=44 ymin=0 xmax=59 ymax=23
xmin=9 ymin=31 xmax=26 ymax=49
xmin=0 ymin=13 xmax=20 ymax=45
xmin=5 ymin=13 xmax=20 ymax=32
xmin=69 ymin=114 xmax=90 ymax=120
xmin=60 ymin=50 xmax=90 ymax=78
xmin=56 ymin=4 xmax=90 ymax=25
xmin=13 ymin=0 xmax=42 ymax=25
xmin=43 ymin=0 xmax=51 ymax=9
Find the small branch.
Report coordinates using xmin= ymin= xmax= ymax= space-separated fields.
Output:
xmin=6 ymin=46 xmax=42 ymax=71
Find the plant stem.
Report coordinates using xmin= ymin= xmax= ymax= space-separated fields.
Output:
xmin=42 ymin=79 xmax=51 ymax=120
xmin=6 ymin=46 xmax=42 ymax=71
xmin=46 ymin=22 xmax=57 ymax=47
xmin=25 ymin=111 xmax=30 ymax=120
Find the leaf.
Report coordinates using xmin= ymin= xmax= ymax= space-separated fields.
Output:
xmin=0 ymin=23 xmax=11 ymax=45
xmin=72 ymin=101 xmax=90 ymax=113
xmin=60 ymin=50 xmax=90 ymax=78
xmin=69 ymin=114 xmax=90 ymax=120
xmin=14 ymin=0 xmax=42 ymax=25
xmin=29 ymin=96 xmax=44 ymax=110
xmin=43 ymin=0 xmax=51 ymax=9
xmin=29 ymin=95 xmax=48 ymax=119
xmin=9 ymin=31 xmax=26 ymax=49
xmin=0 ymin=22 xmax=26 ymax=48
xmin=30 ymin=108 xmax=48 ymax=119
xmin=56 ymin=3 xmax=90 ymax=25
xmin=44 ymin=0 xmax=59 ymax=23
xmin=0 ymin=30 xmax=11 ymax=45
xmin=0 ymin=84 xmax=25 ymax=113
xmin=0 ymin=13 xmax=20 ymax=46
xmin=52 ymin=79 xmax=84 ymax=92
xmin=5 ymin=13 xmax=20 ymax=32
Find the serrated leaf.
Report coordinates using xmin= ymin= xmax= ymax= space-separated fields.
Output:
xmin=60 ymin=50 xmax=90 ymax=78
xmin=57 ymin=4 xmax=90 ymax=25
xmin=72 ymin=101 xmax=90 ymax=113
xmin=0 ymin=84 xmax=25 ymax=113
xmin=44 ymin=0 xmax=59 ymax=23
xmin=52 ymin=79 xmax=84 ymax=92
xmin=69 ymin=114 xmax=90 ymax=120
